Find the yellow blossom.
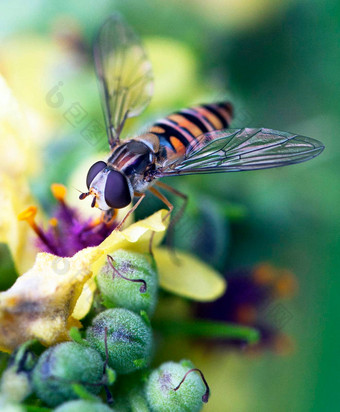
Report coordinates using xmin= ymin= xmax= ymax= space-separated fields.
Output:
xmin=0 ymin=74 xmax=44 ymax=274
xmin=0 ymin=247 xmax=102 ymax=352
xmin=0 ymin=75 xmax=38 ymax=178
xmin=0 ymin=174 xmax=37 ymax=274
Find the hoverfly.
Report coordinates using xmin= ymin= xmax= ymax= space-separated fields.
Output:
xmin=80 ymin=14 xmax=324 ymax=226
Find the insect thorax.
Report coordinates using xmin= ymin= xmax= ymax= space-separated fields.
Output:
xmin=107 ymin=139 xmax=156 ymax=193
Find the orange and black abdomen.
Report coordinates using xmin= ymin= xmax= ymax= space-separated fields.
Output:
xmin=149 ymin=102 xmax=233 ymax=161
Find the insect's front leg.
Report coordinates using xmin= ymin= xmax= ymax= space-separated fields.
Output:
xmin=115 ymin=193 xmax=146 ymax=231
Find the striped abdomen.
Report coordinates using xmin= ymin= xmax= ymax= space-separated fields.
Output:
xmin=149 ymin=102 xmax=233 ymax=162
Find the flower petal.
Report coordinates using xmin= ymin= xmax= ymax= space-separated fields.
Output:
xmin=0 ymin=75 xmax=38 ymax=177
xmin=92 ymin=209 xmax=168 ymax=276
xmin=0 ymin=174 xmax=37 ymax=274
xmin=0 ymin=247 xmax=102 ymax=352
xmin=154 ymin=247 xmax=227 ymax=301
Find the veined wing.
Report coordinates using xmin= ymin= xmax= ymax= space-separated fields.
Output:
xmin=94 ymin=14 xmax=153 ymax=148
xmin=156 ymin=128 xmax=324 ymax=176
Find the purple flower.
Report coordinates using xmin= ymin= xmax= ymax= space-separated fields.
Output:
xmin=18 ymin=183 xmax=117 ymax=257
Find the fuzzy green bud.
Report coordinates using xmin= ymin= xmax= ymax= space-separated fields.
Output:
xmin=86 ymin=308 xmax=153 ymax=374
xmin=0 ymin=341 xmax=36 ymax=402
xmin=0 ymin=394 xmax=24 ymax=412
xmin=32 ymin=342 xmax=104 ymax=407
xmin=145 ymin=360 xmax=209 ymax=412
xmin=97 ymin=250 xmax=158 ymax=315
xmin=0 ymin=367 xmax=31 ymax=403
xmin=54 ymin=399 xmax=115 ymax=412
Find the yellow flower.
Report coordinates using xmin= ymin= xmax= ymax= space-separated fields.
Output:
xmin=0 ymin=247 xmax=102 ymax=352
xmin=0 ymin=75 xmax=42 ymax=274
xmin=0 ymin=75 xmax=38 ymax=178
xmin=0 ymin=205 xmax=226 ymax=352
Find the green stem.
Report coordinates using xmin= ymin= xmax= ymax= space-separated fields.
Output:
xmin=153 ymin=319 xmax=260 ymax=344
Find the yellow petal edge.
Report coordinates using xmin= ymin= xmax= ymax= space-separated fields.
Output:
xmin=154 ymin=247 xmax=227 ymax=301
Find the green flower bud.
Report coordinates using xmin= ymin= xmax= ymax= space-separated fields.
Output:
xmin=32 ymin=342 xmax=104 ymax=407
xmin=54 ymin=399 xmax=114 ymax=412
xmin=145 ymin=360 xmax=209 ymax=412
xmin=113 ymin=371 xmax=150 ymax=412
xmin=86 ymin=308 xmax=153 ymax=374
xmin=97 ymin=250 xmax=158 ymax=315
xmin=0 ymin=394 xmax=25 ymax=412
xmin=0 ymin=366 xmax=31 ymax=403
xmin=0 ymin=341 xmax=36 ymax=402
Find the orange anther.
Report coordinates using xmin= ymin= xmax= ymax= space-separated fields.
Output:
xmin=49 ymin=217 xmax=58 ymax=227
xmin=18 ymin=206 xmax=38 ymax=224
xmin=51 ymin=183 xmax=67 ymax=201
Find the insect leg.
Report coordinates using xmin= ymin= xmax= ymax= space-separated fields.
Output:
xmin=148 ymin=186 xmax=173 ymax=216
xmin=154 ymin=181 xmax=188 ymax=248
xmin=148 ymin=186 xmax=174 ymax=254
xmin=115 ymin=193 xmax=146 ymax=231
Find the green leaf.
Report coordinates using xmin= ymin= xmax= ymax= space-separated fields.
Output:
xmin=71 ymin=383 xmax=99 ymax=401
xmin=69 ymin=327 xmax=90 ymax=347
xmin=69 ymin=327 xmax=83 ymax=343
xmin=133 ymin=358 xmax=147 ymax=368
xmin=153 ymin=319 xmax=260 ymax=344
xmin=25 ymin=406 xmax=52 ymax=412
xmin=105 ymin=366 xmax=117 ymax=386
xmin=140 ymin=310 xmax=151 ymax=326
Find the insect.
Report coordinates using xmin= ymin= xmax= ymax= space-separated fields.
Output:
xmin=79 ymin=14 xmax=324 ymax=226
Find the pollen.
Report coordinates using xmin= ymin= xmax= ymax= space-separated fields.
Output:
xmin=51 ymin=183 xmax=67 ymax=202
xmin=49 ymin=217 xmax=58 ymax=227
xmin=90 ymin=217 xmax=102 ymax=227
xmin=18 ymin=206 xmax=58 ymax=255
xmin=18 ymin=206 xmax=38 ymax=224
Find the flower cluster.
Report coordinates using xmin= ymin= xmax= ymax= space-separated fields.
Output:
xmin=0 ymin=225 xmax=214 ymax=410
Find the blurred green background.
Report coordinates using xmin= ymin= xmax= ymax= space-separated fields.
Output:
xmin=0 ymin=0 xmax=339 ymax=411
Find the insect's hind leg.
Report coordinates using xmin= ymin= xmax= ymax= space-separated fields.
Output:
xmin=148 ymin=186 xmax=173 ymax=255
xmin=148 ymin=186 xmax=174 ymax=220
xmin=148 ymin=183 xmax=188 ymax=254
xmin=154 ymin=181 xmax=188 ymax=247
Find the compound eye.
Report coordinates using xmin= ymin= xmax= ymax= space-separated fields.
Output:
xmin=86 ymin=161 xmax=107 ymax=189
xmin=104 ymin=170 xmax=131 ymax=209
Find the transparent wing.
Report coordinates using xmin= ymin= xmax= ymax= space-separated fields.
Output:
xmin=94 ymin=14 xmax=153 ymax=148
xmin=156 ymin=128 xmax=324 ymax=176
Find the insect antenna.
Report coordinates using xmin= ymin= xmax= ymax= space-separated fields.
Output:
xmin=79 ymin=191 xmax=90 ymax=200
